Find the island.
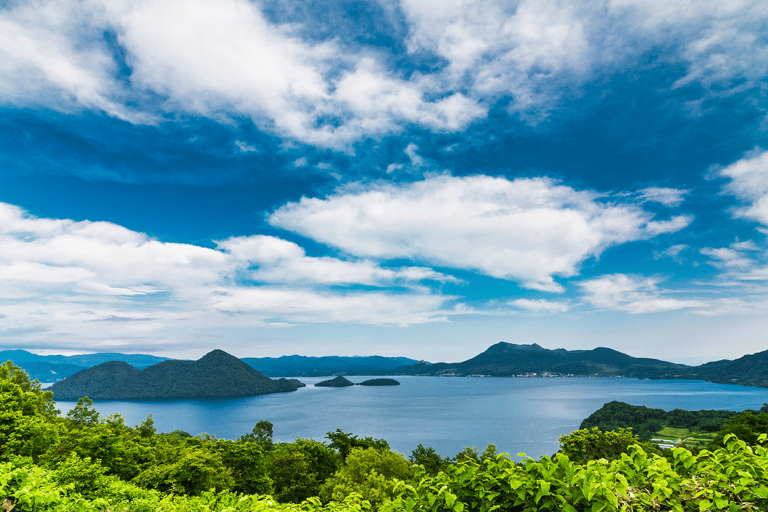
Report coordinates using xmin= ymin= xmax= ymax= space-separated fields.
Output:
xmin=357 ymin=378 xmax=400 ymax=386
xmin=314 ymin=376 xmax=354 ymax=387
xmin=49 ymin=349 xmax=305 ymax=400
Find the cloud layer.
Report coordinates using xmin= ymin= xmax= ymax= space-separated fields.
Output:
xmin=270 ymin=175 xmax=691 ymax=291
xmin=0 ymin=203 xmax=459 ymax=350
xmin=1 ymin=0 xmax=766 ymax=147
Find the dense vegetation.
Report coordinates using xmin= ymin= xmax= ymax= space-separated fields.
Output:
xmin=3 ymin=361 xmax=768 ymax=512
xmin=580 ymin=400 xmax=768 ymax=447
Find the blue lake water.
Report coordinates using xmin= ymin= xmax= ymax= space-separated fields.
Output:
xmin=55 ymin=376 xmax=768 ymax=460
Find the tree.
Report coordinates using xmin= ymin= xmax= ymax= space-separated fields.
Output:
xmin=66 ymin=397 xmax=101 ymax=427
xmin=214 ymin=439 xmax=272 ymax=495
xmin=240 ymin=420 xmax=275 ymax=452
xmin=133 ymin=442 xmax=232 ymax=495
xmin=709 ymin=411 xmax=768 ymax=448
xmin=409 ymin=444 xmax=449 ymax=475
xmin=325 ymin=429 xmax=390 ymax=463
xmin=319 ymin=446 xmax=414 ymax=508
xmin=0 ymin=361 xmax=60 ymax=459
xmin=559 ymin=427 xmax=640 ymax=464
xmin=267 ymin=443 xmax=319 ymax=503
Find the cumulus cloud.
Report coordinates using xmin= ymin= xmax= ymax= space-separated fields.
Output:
xmin=719 ymin=149 xmax=768 ymax=229
xmin=0 ymin=0 xmax=485 ymax=148
xmin=579 ymin=274 xmax=705 ymax=313
xmin=269 ymin=175 xmax=691 ymax=292
xmin=0 ymin=203 xmax=457 ymax=348
xmin=1 ymin=0 xmax=765 ymax=147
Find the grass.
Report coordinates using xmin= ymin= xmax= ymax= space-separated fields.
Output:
xmin=652 ymin=427 xmax=716 ymax=448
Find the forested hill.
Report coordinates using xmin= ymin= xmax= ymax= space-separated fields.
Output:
xmin=388 ymin=342 xmax=768 ymax=388
xmin=49 ymin=349 xmax=304 ymax=400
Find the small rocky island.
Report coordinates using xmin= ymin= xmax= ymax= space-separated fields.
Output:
xmin=49 ymin=349 xmax=305 ymax=400
xmin=358 ymin=378 xmax=400 ymax=386
xmin=314 ymin=376 xmax=354 ymax=387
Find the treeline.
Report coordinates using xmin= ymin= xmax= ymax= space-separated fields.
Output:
xmin=580 ymin=400 xmax=768 ymax=444
xmin=3 ymin=360 xmax=768 ymax=512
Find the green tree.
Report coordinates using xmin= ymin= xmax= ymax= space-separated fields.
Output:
xmin=559 ymin=427 xmax=640 ymax=464
xmin=214 ymin=439 xmax=272 ymax=495
xmin=240 ymin=420 xmax=275 ymax=452
xmin=133 ymin=442 xmax=232 ymax=495
xmin=409 ymin=444 xmax=449 ymax=475
xmin=0 ymin=361 xmax=60 ymax=460
xmin=319 ymin=446 xmax=414 ymax=508
xmin=325 ymin=429 xmax=389 ymax=463
xmin=267 ymin=443 xmax=319 ymax=503
xmin=709 ymin=411 xmax=768 ymax=448
xmin=66 ymin=397 xmax=101 ymax=427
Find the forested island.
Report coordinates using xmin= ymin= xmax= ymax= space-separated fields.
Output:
xmin=358 ymin=379 xmax=400 ymax=386
xmin=49 ymin=350 xmax=304 ymax=400
xmin=2 ymin=360 xmax=768 ymax=512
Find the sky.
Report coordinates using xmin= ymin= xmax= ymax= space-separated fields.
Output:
xmin=0 ymin=0 xmax=767 ymax=364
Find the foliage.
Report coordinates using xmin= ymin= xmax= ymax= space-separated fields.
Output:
xmin=320 ymin=446 xmax=414 ymax=508
xmin=241 ymin=420 xmax=276 ymax=452
xmin=410 ymin=444 xmax=450 ymax=476
xmin=326 ymin=429 xmax=390 ymax=463
xmin=710 ymin=411 xmax=768 ymax=448
xmin=581 ymin=401 xmax=740 ymax=441
xmin=65 ymin=396 xmax=101 ymax=427
xmin=559 ymin=427 xmax=643 ymax=464
xmin=384 ymin=433 xmax=768 ymax=512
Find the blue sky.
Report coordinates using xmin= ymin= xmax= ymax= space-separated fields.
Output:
xmin=1 ymin=0 xmax=767 ymax=363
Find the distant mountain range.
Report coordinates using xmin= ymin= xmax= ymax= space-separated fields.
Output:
xmin=49 ymin=349 xmax=304 ymax=400
xmin=0 ymin=350 xmax=418 ymax=383
xmin=4 ymin=342 xmax=768 ymax=392
xmin=386 ymin=342 xmax=768 ymax=388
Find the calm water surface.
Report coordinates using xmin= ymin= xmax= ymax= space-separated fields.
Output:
xmin=56 ymin=377 xmax=768 ymax=460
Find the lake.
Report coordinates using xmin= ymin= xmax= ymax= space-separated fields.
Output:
xmin=55 ymin=376 xmax=768 ymax=460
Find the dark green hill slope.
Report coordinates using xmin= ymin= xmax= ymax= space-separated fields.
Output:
xmin=50 ymin=350 xmax=304 ymax=400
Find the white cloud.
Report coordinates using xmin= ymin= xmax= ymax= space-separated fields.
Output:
xmin=217 ymin=235 xmax=457 ymax=286
xmin=0 ymin=0 xmax=486 ymax=148
xmin=579 ymin=274 xmax=705 ymax=313
xmin=0 ymin=203 xmax=458 ymax=348
xmin=654 ymin=244 xmax=688 ymax=263
xmin=719 ymin=149 xmax=768 ymax=229
xmin=508 ymin=298 xmax=569 ymax=313
xmin=638 ymin=187 xmax=688 ymax=207
xmin=208 ymin=286 xmax=452 ymax=326
xmin=269 ymin=175 xmax=691 ymax=291
xmin=2 ymin=0 xmax=764 ymax=147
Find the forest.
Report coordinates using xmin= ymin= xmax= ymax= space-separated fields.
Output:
xmin=2 ymin=360 xmax=768 ymax=512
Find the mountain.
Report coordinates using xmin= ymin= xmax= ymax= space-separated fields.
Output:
xmin=388 ymin=342 xmax=690 ymax=378
xmin=0 ymin=349 xmax=417 ymax=382
xmin=686 ymin=350 xmax=768 ymax=388
xmin=49 ymin=349 xmax=304 ymax=400
xmin=241 ymin=355 xmax=419 ymax=376
xmin=0 ymin=349 xmax=171 ymax=383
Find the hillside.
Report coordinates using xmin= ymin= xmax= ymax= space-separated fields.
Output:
xmin=49 ymin=349 xmax=304 ymax=400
